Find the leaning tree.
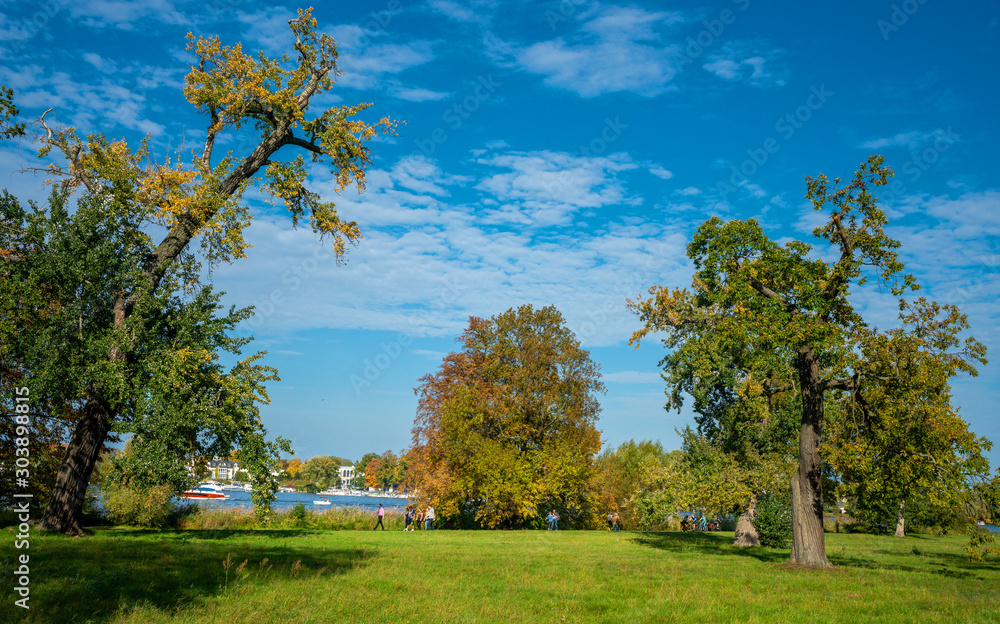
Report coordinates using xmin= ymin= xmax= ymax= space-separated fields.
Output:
xmin=26 ymin=8 xmax=396 ymax=534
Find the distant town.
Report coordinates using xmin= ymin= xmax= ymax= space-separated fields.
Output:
xmin=184 ymin=451 xmax=406 ymax=495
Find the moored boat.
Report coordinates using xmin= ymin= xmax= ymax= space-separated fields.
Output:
xmin=181 ymin=483 xmax=229 ymax=500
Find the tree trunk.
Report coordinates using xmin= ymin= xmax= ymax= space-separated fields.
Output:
xmin=39 ymin=396 xmax=114 ymax=535
xmin=734 ymin=494 xmax=760 ymax=547
xmin=894 ymin=499 xmax=906 ymax=537
xmin=788 ymin=347 xmax=833 ymax=568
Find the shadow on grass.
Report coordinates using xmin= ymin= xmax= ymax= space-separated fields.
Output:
xmin=630 ymin=531 xmax=789 ymax=564
xmin=22 ymin=528 xmax=371 ymax=623
xmin=630 ymin=531 xmax=991 ymax=580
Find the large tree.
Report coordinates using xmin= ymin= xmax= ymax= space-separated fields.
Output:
xmin=408 ymin=304 xmax=604 ymax=529
xmin=22 ymin=8 xmax=395 ymax=534
xmin=631 ymin=156 xmax=924 ymax=568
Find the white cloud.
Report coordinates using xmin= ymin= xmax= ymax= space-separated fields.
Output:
xmin=428 ymin=0 xmax=495 ymax=25
xmin=70 ymin=0 xmax=189 ymax=31
xmin=510 ymin=6 xmax=684 ymax=98
xmin=649 ymin=165 xmax=673 ymax=179
xmin=0 ymin=64 xmax=168 ymax=135
xmin=859 ymin=129 xmax=955 ymax=150
xmin=473 ymin=150 xmax=639 ymax=225
xmin=207 ymin=153 xmax=694 ymax=347
xmin=387 ymin=83 xmax=451 ymax=102
xmin=703 ymin=46 xmax=786 ymax=87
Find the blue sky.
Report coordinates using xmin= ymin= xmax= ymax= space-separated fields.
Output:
xmin=1 ymin=0 xmax=998 ymax=468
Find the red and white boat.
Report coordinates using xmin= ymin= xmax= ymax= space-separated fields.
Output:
xmin=181 ymin=483 xmax=229 ymax=500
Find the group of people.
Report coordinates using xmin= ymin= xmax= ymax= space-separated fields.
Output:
xmin=606 ymin=512 xmax=621 ymax=532
xmin=401 ymin=505 xmax=435 ymax=531
xmin=681 ymin=513 xmax=720 ymax=532
xmin=546 ymin=510 xmax=561 ymax=530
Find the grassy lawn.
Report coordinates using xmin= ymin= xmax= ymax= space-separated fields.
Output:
xmin=2 ymin=527 xmax=997 ymax=623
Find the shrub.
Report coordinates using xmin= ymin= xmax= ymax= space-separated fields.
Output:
xmin=753 ymin=490 xmax=793 ymax=548
xmin=101 ymin=483 xmax=176 ymax=528
xmin=289 ymin=503 xmax=309 ymax=528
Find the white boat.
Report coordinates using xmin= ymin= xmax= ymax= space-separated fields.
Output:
xmin=181 ymin=483 xmax=229 ymax=500
xmin=313 ymin=497 xmax=331 ymax=506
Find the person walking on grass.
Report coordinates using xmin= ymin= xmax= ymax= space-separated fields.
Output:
xmin=612 ymin=512 xmax=621 ymax=532
xmin=404 ymin=506 xmax=414 ymax=531
xmin=607 ymin=512 xmax=614 ymax=531
xmin=374 ymin=503 xmax=385 ymax=531
xmin=425 ymin=506 xmax=435 ymax=530
xmin=546 ymin=510 xmax=555 ymax=531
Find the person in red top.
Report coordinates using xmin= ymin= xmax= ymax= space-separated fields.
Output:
xmin=374 ymin=503 xmax=385 ymax=530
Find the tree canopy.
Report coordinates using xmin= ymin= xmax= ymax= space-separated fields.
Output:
xmin=5 ymin=8 xmax=396 ymax=534
xmin=628 ymin=156 xmax=989 ymax=567
xmin=408 ymin=305 xmax=604 ymax=529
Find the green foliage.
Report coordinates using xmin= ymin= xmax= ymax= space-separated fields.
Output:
xmin=0 ymin=85 xmax=25 ymax=140
xmin=410 ymin=304 xmax=604 ymax=529
xmin=754 ymin=490 xmax=793 ymax=548
xmin=967 ymin=527 xmax=1000 ymax=562
xmin=0 ymin=188 xmax=288 ymax=516
xmin=826 ymin=298 xmax=990 ymax=532
xmin=289 ymin=503 xmax=309 ymax=528
xmin=591 ymin=440 xmax=675 ymax=529
xmin=100 ymin=482 xmax=176 ymax=528
xmin=298 ymin=456 xmax=343 ymax=492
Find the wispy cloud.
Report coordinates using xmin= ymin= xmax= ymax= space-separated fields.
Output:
xmin=702 ymin=45 xmax=786 ymax=87
xmin=70 ymin=0 xmax=189 ymax=31
xmin=473 ymin=150 xmax=640 ymax=225
xmin=504 ymin=6 xmax=684 ymax=98
xmin=859 ymin=129 xmax=955 ymax=150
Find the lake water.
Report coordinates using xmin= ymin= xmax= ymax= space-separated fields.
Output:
xmin=178 ymin=490 xmax=409 ymax=513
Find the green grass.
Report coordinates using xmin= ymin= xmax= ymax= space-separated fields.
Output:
xmin=2 ymin=527 xmax=997 ymax=623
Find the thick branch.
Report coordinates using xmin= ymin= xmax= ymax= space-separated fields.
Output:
xmin=286 ymin=134 xmax=323 ymax=154
xmin=200 ymin=106 xmax=219 ymax=175
xmin=748 ymin=275 xmax=799 ymax=316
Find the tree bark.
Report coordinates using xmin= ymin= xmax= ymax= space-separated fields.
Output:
xmin=39 ymin=396 xmax=114 ymax=535
xmin=734 ymin=494 xmax=760 ymax=547
xmin=788 ymin=347 xmax=833 ymax=568
xmin=894 ymin=499 xmax=906 ymax=537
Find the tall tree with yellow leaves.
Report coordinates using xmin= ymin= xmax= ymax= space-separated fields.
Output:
xmin=32 ymin=9 xmax=396 ymax=534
